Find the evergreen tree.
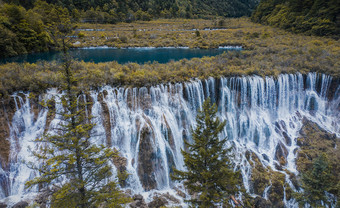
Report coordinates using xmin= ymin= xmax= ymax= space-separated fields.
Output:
xmin=172 ymin=98 xmax=240 ymax=207
xmin=25 ymin=10 xmax=130 ymax=208
xmin=295 ymin=153 xmax=333 ymax=207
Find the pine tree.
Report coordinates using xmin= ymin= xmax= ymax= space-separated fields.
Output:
xmin=25 ymin=9 xmax=130 ymax=208
xmin=172 ymin=98 xmax=240 ymax=207
xmin=295 ymin=153 xmax=333 ymax=207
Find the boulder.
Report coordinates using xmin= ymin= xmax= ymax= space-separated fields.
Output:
xmin=161 ymin=192 xmax=180 ymax=204
xmin=12 ymin=201 xmax=28 ymax=208
xmin=130 ymin=194 xmax=147 ymax=208
xmin=147 ymin=196 xmax=168 ymax=208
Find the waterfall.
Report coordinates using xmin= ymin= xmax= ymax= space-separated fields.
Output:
xmin=0 ymin=73 xmax=339 ymax=206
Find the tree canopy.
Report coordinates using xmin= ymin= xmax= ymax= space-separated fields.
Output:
xmin=251 ymin=0 xmax=340 ymax=36
xmin=172 ymin=98 xmax=240 ymax=207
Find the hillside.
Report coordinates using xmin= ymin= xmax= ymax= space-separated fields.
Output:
xmin=4 ymin=0 xmax=258 ymax=20
xmin=251 ymin=0 xmax=340 ymax=36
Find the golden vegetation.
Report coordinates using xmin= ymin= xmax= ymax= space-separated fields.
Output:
xmin=0 ymin=18 xmax=339 ymax=98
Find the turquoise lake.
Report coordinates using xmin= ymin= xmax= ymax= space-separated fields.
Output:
xmin=0 ymin=47 xmax=242 ymax=64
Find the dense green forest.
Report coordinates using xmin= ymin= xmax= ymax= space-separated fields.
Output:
xmin=251 ymin=0 xmax=340 ymax=36
xmin=0 ymin=0 xmax=258 ymax=58
xmin=4 ymin=0 xmax=258 ymax=21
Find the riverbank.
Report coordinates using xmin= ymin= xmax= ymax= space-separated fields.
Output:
xmin=0 ymin=18 xmax=339 ymax=97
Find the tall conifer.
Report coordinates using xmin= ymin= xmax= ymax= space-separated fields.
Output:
xmin=172 ymin=98 xmax=240 ymax=207
xmin=25 ymin=8 xmax=130 ymax=208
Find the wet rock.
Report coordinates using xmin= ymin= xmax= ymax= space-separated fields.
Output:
xmin=133 ymin=194 xmax=143 ymax=201
xmin=147 ymin=196 xmax=168 ymax=208
xmin=102 ymin=90 xmax=108 ymax=98
xmin=253 ymin=196 xmax=272 ymax=208
xmin=274 ymin=142 xmax=288 ymax=166
xmin=0 ymin=97 xmax=17 ymax=169
xmin=139 ymin=88 xmax=152 ymax=111
xmin=161 ymin=116 xmax=175 ymax=150
xmin=182 ymin=130 xmax=190 ymax=151
xmin=279 ymin=120 xmax=287 ymax=132
xmin=12 ymin=201 xmax=28 ymax=208
xmin=130 ymin=194 xmax=147 ymax=208
xmin=245 ymin=150 xmax=251 ymax=160
xmin=84 ymin=92 xmax=93 ymax=116
xmin=262 ymin=154 xmax=269 ymax=162
xmin=126 ymin=89 xmax=134 ymax=110
xmin=112 ymin=149 xmax=128 ymax=187
xmin=44 ymin=98 xmax=56 ymax=134
xmin=0 ymin=173 xmax=10 ymax=199
xmin=34 ymin=192 xmax=49 ymax=208
xmin=274 ymin=163 xmax=283 ymax=171
xmin=0 ymin=202 xmax=6 ymax=208
xmin=100 ymin=101 xmax=112 ymax=146
xmin=295 ymin=111 xmax=302 ymax=119
xmin=29 ymin=93 xmax=40 ymax=122
xmin=137 ymin=125 xmax=157 ymax=191
xmin=274 ymin=122 xmax=281 ymax=134
xmin=162 ymin=192 xmax=180 ymax=204
xmin=175 ymin=188 xmax=186 ymax=198
xmin=282 ymin=132 xmax=291 ymax=146
xmin=112 ymin=151 xmax=127 ymax=172
xmin=165 ymin=147 xmax=175 ymax=181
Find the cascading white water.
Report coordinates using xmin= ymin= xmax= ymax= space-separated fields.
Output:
xmin=0 ymin=73 xmax=339 ymax=206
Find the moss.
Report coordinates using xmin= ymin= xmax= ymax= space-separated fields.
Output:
xmin=249 ymin=152 xmax=292 ymax=206
xmin=296 ymin=118 xmax=340 ymax=197
xmin=249 ymin=153 xmax=270 ymax=195
xmin=268 ymin=171 xmax=285 ymax=205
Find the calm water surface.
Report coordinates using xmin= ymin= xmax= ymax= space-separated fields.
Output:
xmin=0 ymin=47 xmax=241 ymax=64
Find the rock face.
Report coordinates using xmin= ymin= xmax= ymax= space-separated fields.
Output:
xmin=0 ymin=97 xmax=17 ymax=198
xmin=0 ymin=98 xmax=16 ymax=168
xmin=100 ymin=99 xmax=112 ymax=146
xmin=12 ymin=201 xmax=28 ymax=208
xmin=137 ymin=124 xmax=157 ymax=191
xmin=274 ymin=141 xmax=288 ymax=167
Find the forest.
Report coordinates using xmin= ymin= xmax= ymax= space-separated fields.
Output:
xmin=0 ymin=0 xmax=259 ymax=57
xmin=252 ymin=0 xmax=340 ymax=36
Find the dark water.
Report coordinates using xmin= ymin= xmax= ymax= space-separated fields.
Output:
xmin=0 ymin=47 xmax=241 ymax=64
